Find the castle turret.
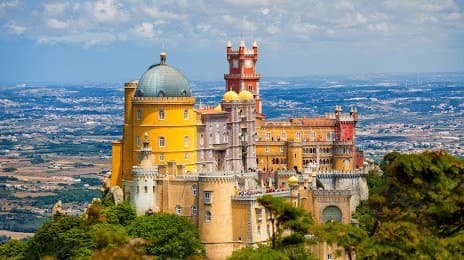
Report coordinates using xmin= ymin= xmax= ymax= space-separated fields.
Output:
xmin=130 ymin=133 xmax=158 ymax=215
xmin=224 ymin=41 xmax=262 ymax=114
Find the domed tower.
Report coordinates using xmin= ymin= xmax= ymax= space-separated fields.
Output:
xmin=112 ymin=52 xmax=198 ymax=188
xmin=221 ymin=90 xmax=257 ymax=172
xmin=130 ymin=133 xmax=158 ymax=215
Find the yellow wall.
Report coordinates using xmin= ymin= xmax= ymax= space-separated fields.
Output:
xmin=111 ymin=141 xmax=122 ymax=186
xmin=120 ymin=95 xmax=198 ymax=181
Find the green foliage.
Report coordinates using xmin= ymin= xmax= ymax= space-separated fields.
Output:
xmin=315 ymin=221 xmax=367 ymax=260
xmin=257 ymin=195 xmax=313 ymax=249
xmin=89 ymin=223 xmax=128 ymax=250
xmin=127 ymin=213 xmax=205 ymax=259
xmin=357 ymin=151 xmax=464 ymax=259
xmin=2 ymin=167 xmax=17 ymax=172
xmin=24 ymin=215 xmax=94 ymax=259
xmin=228 ymin=246 xmax=289 ymax=260
xmin=102 ymin=201 xmax=136 ymax=226
xmin=0 ymin=239 xmax=27 ymax=260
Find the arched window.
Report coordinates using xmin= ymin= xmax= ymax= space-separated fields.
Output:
xmin=158 ymin=109 xmax=165 ymax=120
xmin=322 ymin=206 xmax=342 ymax=222
xmin=183 ymin=109 xmax=188 ymax=119
xmin=205 ymin=211 xmax=212 ymax=222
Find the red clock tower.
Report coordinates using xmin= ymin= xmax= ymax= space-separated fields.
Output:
xmin=224 ymin=40 xmax=262 ymax=114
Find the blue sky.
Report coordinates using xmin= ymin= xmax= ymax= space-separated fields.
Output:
xmin=0 ymin=0 xmax=463 ymax=82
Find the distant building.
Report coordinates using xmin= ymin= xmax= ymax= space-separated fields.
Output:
xmin=110 ymin=42 xmax=368 ymax=259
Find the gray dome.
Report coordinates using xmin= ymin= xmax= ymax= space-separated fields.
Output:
xmin=135 ymin=55 xmax=191 ymax=98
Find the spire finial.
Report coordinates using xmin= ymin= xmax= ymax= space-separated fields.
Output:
xmin=160 ymin=52 xmax=166 ymax=64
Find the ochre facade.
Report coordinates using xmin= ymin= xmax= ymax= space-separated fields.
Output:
xmin=110 ymin=42 xmax=366 ymax=260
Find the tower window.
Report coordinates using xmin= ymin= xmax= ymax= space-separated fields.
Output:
xmin=204 ymin=191 xmax=212 ymax=204
xmin=184 ymin=136 xmax=189 ymax=147
xmin=159 ymin=136 xmax=165 ymax=147
xmin=192 ymin=184 xmax=198 ymax=196
xmin=200 ymin=133 xmax=204 ymax=146
xmin=248 ymin=85 xmax=253 ymax=91
xmin=192 ymin=205 xmax=197 ymax=216
xmin=205 ymin=211 xmax=212 ymax=222
xmin=184 ymin=109 xmax=188 ymax=119
xmin=136 ymin=109 xmax=141 ymax=120
xmin=159 ymin=153 xmax=165 ymax=161
xmin=158 ymin=109 xmax=165 ymax=120
xmin=136 ymin=136 xmax=141 ymax=147
xmin=175 ymin=205 xmax=181 ymax=215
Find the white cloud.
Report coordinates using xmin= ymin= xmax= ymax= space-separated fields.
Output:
xmin=4 ymin=21 xmax=26 ymax=35
xmin=38 ymin=31 xmax=116 ymax=46
xmin=134 ymin=22 xmax=160 ymax=39
xmin=43 ymin=2 xmax=68 ymax=16
xmin=368 ymin=22 xmax=391 ymax=32
xmin=46 ymin=18 xmax=68 ymax=30
xmin=0 ymin=0 xmax=18 ymax=10
xmin=90 ymin=0 xmax=128 ymax=23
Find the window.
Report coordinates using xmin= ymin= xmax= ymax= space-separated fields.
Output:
xmin=281 ymin=131 xmax=287 ymax=140
xmin=192 ymin=184 xmax=198 ymax=196
xmin=184 ymin=136 xmax=189 ymax=147
xmin=248 ymin=85 xmax=253 ymax=91
xmin=265 ymin=132 xmax=270 ymax=140
xmin=184 ymin=109 xmax=188 ymax=119
xmin=215 ymin=132 xmax=220 ymax=144
xmin=328 ymin=254 xmax=333 ymax=260
xmin=136 ymin=136 xmax=141 ymax=147
xmin=136 ymin=109 xmax=141 ymax=120
xmin=136 ymin=186 xmax=139 ymax=193
xmin=159 ymin=153 xmax=165 ymax=161
xmin=158 ymin=109 xmax=165 ymax=120
xmin=280 ymin=146 xmax=284 ymax=154
xmin=322 ymin=206 xmax=342 ymax=223
xmin=159 ymin=136 xmax=165 ymax=147
xmin=257 ymin=225 xmax=261 ymax=235
xmin=265 ymin=146 xmax=269 ymax=153
xmin=327 ymin=132 xmax=334 ymax=141
xmin=175 ymin=205 xmax=181 ymax=215
xmin=191 ymin=205 xmax=197 ymax=216
xmin=144 ymin=186 xmax=148 ymax=193
xmin=200 ymin=133 xmax=204 ymax=146
xmin=184 ymin=152 xmax=189 ymax=160
xmin=205 ymin=211 xmax=212 ymax=222
xmin=256 ymin=208 xmax=263 ymax=221
xmin=204 ymin=191 xmax=212 ymax=204
xmin=296 ymin=131 xmax=301 ymax=141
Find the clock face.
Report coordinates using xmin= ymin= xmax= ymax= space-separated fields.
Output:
xmin=232 ymin=59 xmax=239 ymax=68
xmin=245 ymin=59 xmax=253 ymax=68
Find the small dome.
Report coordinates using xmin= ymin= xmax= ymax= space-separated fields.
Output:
xmin=214 ymin=104 xmax=222 ymax=111
xmin=288 ymin=175 xmax=298 ymax=184
xmin=238 ymin=90 xmax=254 ymax=100
xmin=223 ymin=90 xmax=239 ymax=101
xmin=135 ymin=53 xmax=191 ymax=98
